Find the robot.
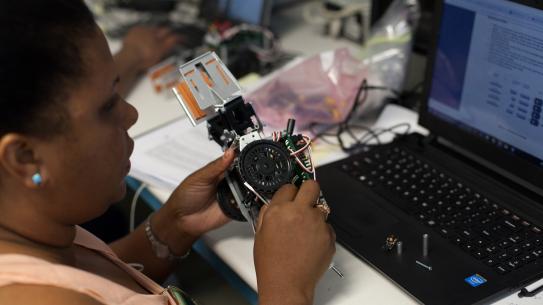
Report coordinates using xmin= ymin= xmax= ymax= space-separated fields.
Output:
xmin=172 ymin=52 xmax=324 ymax=231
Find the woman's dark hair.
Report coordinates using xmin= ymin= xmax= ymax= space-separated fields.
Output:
xmin=0 ymin=0 xmax=96 ymax=137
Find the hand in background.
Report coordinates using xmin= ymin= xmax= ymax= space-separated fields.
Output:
xmin=254 ymin=181 xmax=336 ymax=305
xmin=114 ymin=26 xmax=180 ymax=96
xmin=122 ymin=26 xmax=180 ymax=71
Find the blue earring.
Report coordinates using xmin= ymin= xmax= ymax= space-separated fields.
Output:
xmin=31 ymin=172 xmax=43 ymax=186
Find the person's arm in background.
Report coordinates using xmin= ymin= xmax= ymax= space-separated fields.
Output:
xmin=114 ymin=26 xmax=180 ymax=97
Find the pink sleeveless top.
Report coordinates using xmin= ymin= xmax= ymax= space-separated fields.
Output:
xmin=0 ymin=226 xmax=176 ymax=305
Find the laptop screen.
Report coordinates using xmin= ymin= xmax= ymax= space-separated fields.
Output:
xmin=427 ymin=0 xmax=543 ymax=169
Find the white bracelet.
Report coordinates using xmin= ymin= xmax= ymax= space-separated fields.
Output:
xmin=144 ymin=214 xmax=190 ymax=262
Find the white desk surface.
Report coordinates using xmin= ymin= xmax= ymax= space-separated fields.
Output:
xmin=122 ymin=5 xmax=527 ymax=304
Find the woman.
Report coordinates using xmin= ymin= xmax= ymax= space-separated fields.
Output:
xmin=0 ymin=1 xmax=336 ymax=305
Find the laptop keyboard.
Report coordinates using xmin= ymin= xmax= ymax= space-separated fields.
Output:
xmin=338 ymin=146 xmax=543 ymax=275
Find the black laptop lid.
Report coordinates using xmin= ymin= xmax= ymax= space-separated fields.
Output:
xmin=419 ymin=0 xmax=543 ymax=194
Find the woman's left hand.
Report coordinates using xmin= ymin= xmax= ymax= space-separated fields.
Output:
xmin=155 ymin=149 xmax=235 ymax=250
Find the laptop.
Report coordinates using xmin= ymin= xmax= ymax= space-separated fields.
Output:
xmin=317 ymin=0 xmax=543 ymax=304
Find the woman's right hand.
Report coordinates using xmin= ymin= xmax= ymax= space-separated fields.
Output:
xmin=254 ymin=180 xmax=336 ymax=305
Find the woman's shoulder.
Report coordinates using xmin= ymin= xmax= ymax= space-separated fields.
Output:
xmin=0 ymin=252 xmax=159 ymax=305
xmin=0 ymin=225 xmax=114 ymax=263
xmin=0 ymin=284 xmax=106 ymax=305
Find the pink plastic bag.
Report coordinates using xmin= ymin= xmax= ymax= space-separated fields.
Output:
xmin=246 ymin=48 xmax=367 ymax=131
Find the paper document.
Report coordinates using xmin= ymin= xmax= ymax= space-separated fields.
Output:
xmin=129 ymin=118 xmax=222 ymax=191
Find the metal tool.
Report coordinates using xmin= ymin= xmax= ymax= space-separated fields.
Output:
xmin=329 ymin=263 xmax=344 ymax=278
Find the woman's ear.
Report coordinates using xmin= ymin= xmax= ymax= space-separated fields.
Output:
xmin=0 ymin=134 xmax=45 ymax=188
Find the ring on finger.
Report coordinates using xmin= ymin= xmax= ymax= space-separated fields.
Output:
xmin=314 ymin=201 xmax=331 ymax=220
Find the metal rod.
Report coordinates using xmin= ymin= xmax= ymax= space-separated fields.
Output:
xmin=330 ymin=264 xmax=344 ymax=278
xmin=422 ymin=234 xmax=429 ymax=257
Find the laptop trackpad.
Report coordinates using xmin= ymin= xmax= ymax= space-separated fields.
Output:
xmin=331 ymin=195 xmax=399 ymax=237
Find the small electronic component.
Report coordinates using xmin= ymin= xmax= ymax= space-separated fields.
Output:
xmin=173 ymin=52 xmax=325 ymax=230
xmin=384 ymin=234 xmax=399 ymax=251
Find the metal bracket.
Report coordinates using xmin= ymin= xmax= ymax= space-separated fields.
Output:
xmin=173 ymin=52 xmax=242 ymax=126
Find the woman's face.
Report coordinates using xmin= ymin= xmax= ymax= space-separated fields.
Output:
xmin=38 ymin=28 xmax=138 ymax=224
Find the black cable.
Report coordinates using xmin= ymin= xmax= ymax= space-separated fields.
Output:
xmin=308 ymin=78 xmax=413 ymax=153
xmin=338 ymin=123 xmax=378 ymax=152
xmin=336 ymin=79 xmax=369 ymax=152
xmin=309 ymin=123 xmax=339 ymax=145
xmin=394 ymin=81 xmax=425 ymax=109
xmin=342 ymin=79 xmax=368 ymax=125
xmin=348 ymin=123 xmax=382 ymax=146
xmin=366 ymin=85 xmax=401 ymax=97
xmin=309 ymin=122 xmax=336 ymax=139
xmin=358 ymin=123 xmax=411 ymax=147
